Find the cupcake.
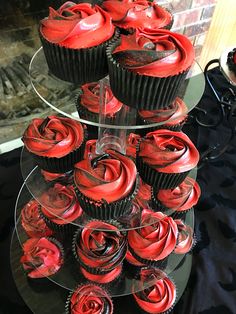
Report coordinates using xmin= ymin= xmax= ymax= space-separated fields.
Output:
xmin=74 ymin=149 xmax=138 ymax=220
xmin=72 ymin=220 xmax=127 ymax=284
xmin=133 ymin=268 xmax=176 ymax=314
xmin=126 ymin=133 xmax=141 ymax=160
xmin=65 ymin=284 xmax=113 ymax=314
xmin=136 ymin=129 xmax=199 ymax=189
xmin=21 ymin=200 xmax=53 ymax=238
xmin=39 ymin=183 xmax=83 ymax=235
xmin=22 ymin=116 xmax=86 ymax=173
xmin=174 ymin=219 xmax=195 ymax=254
xmin=102 ymin=0 xmax=173 ymax=33
xmin=76 ymin=82 xmax=123 ymax=123
xmin=39 ymin=2 xmax=117 ymax=84
xmin=137 ymin=97 xmax=188 ymax=136
xmin=152 ymin=176 xmax=201 ymax=214
xmin=227 ymin=47 xmax=236 ymax=75
xmin=20 ymin=237 xmax=64 ymax=278
xmin=128 ymin=209 xmax=178 ymax=267
xmin=107 ymin=28 xmax=194 ymax=110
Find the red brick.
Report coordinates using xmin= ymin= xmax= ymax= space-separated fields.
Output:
xmin=173 ymin=8 xmax=203 ymax=28
xmin=191 ymin=0 xmax=217 ymax=8
xmin=184 ymin=20 xmax=211 ymax=37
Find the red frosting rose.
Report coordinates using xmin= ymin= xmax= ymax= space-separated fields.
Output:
xmin=20 ymin=237 xmax=63 ymax=278
xmin=126 ymin=133 xmax=140 ymax=159
xmin=139 ymin=97 xmax=188 ymax=126
xmin=80 ymin=82 xmax=122 ymax=116
xmin=133 ymin=268 xmax=176 ymax=314
xmin=126 ymin=249 xmax=145 ymax=266
xmin=74 ymin=149 xmax=137 ymax=202
xmin=22 ymin=116 xmax=85 ymax=158
xmin=69 ymin=284 xmax=113 ymax=314
xmin=21 ymin=200 xmax=53 ymax=238
xmin=102 ymin=0 xmax=172 ymax=30
xmin=174 ymin=219 xmax=194 ymax=254
xmin=134 ymin=178 xmax=151 ymax=209
xmin=157 ymin=177 xmax=201 ymax=211
xmin=40 ymin=183 xmax=83 ymax=225
xmin=40 ymin=2 xmax=115 ymax=49
xmin=113 ymin=28 xmax=194 ymax=77
xmin=74 ymin=221 xmax=127 ymax=272
xmin=138 ymin=129 xmax=199 ymax=173
xmin=128 ymin=209 xmax=178 ymax=261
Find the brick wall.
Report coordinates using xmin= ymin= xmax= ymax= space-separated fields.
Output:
xmin=160 ymin=0 xmax=217 ymax=62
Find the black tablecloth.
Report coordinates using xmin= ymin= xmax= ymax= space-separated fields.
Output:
xmin=1 ymin=67 xmax=236 ymax=314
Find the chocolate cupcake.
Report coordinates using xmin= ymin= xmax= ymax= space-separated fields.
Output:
xmin=133 ymin=268 xmax=176 ymax=314
xmin=74 ymin=149 xmax=139 ymax=220
xmin=72 ymin=220 xmax=127 ymax=284
xmin=136 ymin=129 xmax=199 ymax=189
xmin=107 ymin=28 xmax=194 ymax=110
xmin=128 ymin=209 xmax=178 ymax=267
xmin=102 ymin=0 xmax=173 ymax=33
xmin=227 ymin=47 xmax=236 ymax=75
xmin=76 ymin=82 xmax=123 ymax=123
xmin=152 ymin=176 xmax=201 ymax=214
xmin=39 ymin=2 xmax=118 ymax=84
xmin=20 ymin=237 xmax=64 ymax=278
xmin=21 ymin=200 xmax=53 ymax=238
xmin=39 ymin=183 xmax=83 ymax=236
xmin=137 ymin=97 xmax=188 ymax=136
xmin=174 ymin=219 xmax=195 ymax=254
xmin=65 ymin=284 xmax=113 ymax=314
xmin=22 ymin=116 xmax=86 ymax=173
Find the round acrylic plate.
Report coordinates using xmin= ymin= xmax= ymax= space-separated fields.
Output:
xmin=20 ymin=146 xmax=197 ymax=231
xmin=11 ymin=227 xmax=192 ymax=312
xmin=29 ymin=47 xmax=205 ymax=130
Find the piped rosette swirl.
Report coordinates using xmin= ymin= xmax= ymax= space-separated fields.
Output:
xmin=39 ymin=2 xmax=117 ymax=83
xmin=174 ymin=219 xmax=195 ymax=254
xmin=20 ymin=237 xmax=64 ymax=278
xmin=107 ymin=28 xmax=194 ymax=109
xmin=136 ymin=129 xmax=199 ymax=189
xmin=133 ymin=268 xmax=176 ymax=314
xmin=74 ymin=149 xmax=138 ymax=220
xmin=39 ymin=183 xmax=83 ymax=235
xmin=128 ymin=209 xmax=178 ymax=267
xmin=102 ymin=0 xmax=173 ymax=32
xmin=76 ymin=82 xmax=123 ymax=122
xmin=152 ymin=177 xmax=201 ymax=214
xmin=72 ymin=221 xmax=127 ymax=284
xmin=21 ymin=200 xmax=53 ymax=238
xmin=22 ymin=116 xmax=86 ymax=173
xmin=65 ymin=284 xmax=113 ymax=314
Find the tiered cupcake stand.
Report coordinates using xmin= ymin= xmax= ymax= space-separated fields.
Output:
xmin=10 ymin=47 xmax=205 ymax=314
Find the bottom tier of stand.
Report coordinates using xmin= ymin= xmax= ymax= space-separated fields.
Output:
xmin=11 ymin=229 xmax=192 ymax=314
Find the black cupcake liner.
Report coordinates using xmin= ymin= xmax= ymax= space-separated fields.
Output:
xmin=72 ymin=222 xmax=127 ymax=275
xmin=40 ymin=29 xmax=119 ymax=84
xmin=136 ymin=156 xmax=189 ymax=190
xmin=73 ymin=177 xmax=139 ymax=220
xmin=106 ymin=40 xmax=188 ymax=110
xmin=31 ymin=129 xmax=87 ymax=173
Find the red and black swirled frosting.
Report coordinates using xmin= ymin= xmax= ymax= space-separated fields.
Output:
xmin=102 ymin=0 xmax=172 ymax=30
xmin=138 ymin=129 xmax=199 ymax=173
xmin=134 ymin=178 xmax=151 ymax=209
xmin=157 ymin=176 xmax=201 ymax=211
xmin=40 ymin=2 xmax=115 ymax=49
xmin=128 ymin=209 xmax=178 ymax=261
xmin=174 ymin=219 xmax=194 ymax=254
xmin=74 ymin=220 xmax=127 ymax=272
xmin=74 ymin=149 xmax=137 ymax=203
xmin=138 ymin=97 xmax=188 ymax=125
xmin=113 ymin=28 xmax=194 ymax=77
xmin=133 ymin=268 xmax=176 ymax=314
xmin=126 ymin=133 xmax=141 ymax=159
xmin=20 ymin=237 xmax=63 ymax=278
xmin=83 ymin=139 xmax=97 ymax=159
xmin=40 ymin=183 xmax=82 ymax=225
xmin=21 ymin=200 xmax=53 ymax=238
xmin=22 ymin=116 xmax=84 ymax=158
xmin=80 ymin=82 xmax=122 ymax=116
xmin=69 ymin=284 xmax=113 ymax=314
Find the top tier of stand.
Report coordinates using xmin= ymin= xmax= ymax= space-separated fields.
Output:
xmin=29 ymin=47 xmax=205 ymax=130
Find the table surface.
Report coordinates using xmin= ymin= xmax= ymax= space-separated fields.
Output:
xmin=1 ymin=67 xmax=236 ymax=314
